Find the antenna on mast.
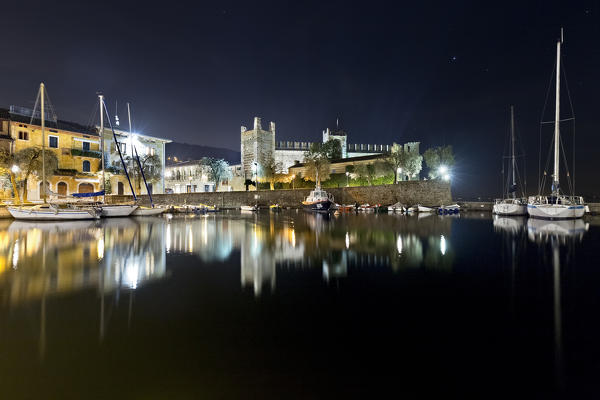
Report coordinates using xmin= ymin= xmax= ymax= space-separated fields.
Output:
xmin=115 ymin=100 xmax=120 ymax=127
xmin=560 ymin=27 xmax=564 ymax=43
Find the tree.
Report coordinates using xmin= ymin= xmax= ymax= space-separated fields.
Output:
xmin=386 ymin=143 xmax=407 ymax=183
xmin=424 ymin=146 xmax=454 ymax=179
xmin=261 ymin=154 xmax=284 ymax=190
xmin=303 ymin=143 xmax=331 ymax=185
xmin=202 ymin=157 xmax=230 ymax=192
xmin=126 ymin=154 xmax=162 ymax=193
xmin=13 ymin=148 xmax=58 ymax=202
xmin=404 ymin=153 xmax=423 ymax=180
xmin=321 ymin=139 xmax=342 ymax=159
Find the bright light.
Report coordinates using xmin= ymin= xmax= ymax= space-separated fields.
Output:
xmin=438 ymin=165 xmax=448 ymax=175
xmin=345 ymin=232 xmax=350 ymax=249
xmin=11 ymin=165 xmax=19 ymax=173
xmin=443 ymin=174 xmax=450 ymax=181
xmin=440 ymin=235 xmax=447 ymax=255
xmin=397 ymin=236 xmax=403 ymax=255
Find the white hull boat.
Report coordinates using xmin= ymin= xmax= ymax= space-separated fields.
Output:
xmin=527 ymin=203 xmax=585 ymax=220
xmin=240 ymin=205 xmax=258 ymax=212
xmin=493 ymin=201 xmax=527 ymax=216
xmin=7 ymin=204 xmax=100 ymax=221
xmin=528 ymin=33 xmax=586 ymax=220
xmin=417 ymin=205 xmax=434 ymax=213
xmin=99 ymin=204 xmax=138 ymax=217
xmin=132 ymin=207 xmax=165 ymax=216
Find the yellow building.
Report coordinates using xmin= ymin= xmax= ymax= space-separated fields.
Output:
xmin=1 ymin=106 xmax=171 ymax=200
xmin=1 ymin=107 xmax=102 ymax=200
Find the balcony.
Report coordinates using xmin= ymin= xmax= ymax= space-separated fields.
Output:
xmin=71 ymin=148 xmax=101 ymax=158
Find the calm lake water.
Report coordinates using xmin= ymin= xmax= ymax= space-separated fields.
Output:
xmin=0 ymin=211 xmax=599 ymax=398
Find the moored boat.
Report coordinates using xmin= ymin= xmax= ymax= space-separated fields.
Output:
xmin=527 ymin=31 xmax=586 ymax=220
xmin=302 ymin=187 xmax=333 ymax=212
xmin=438 ymin=204 xmax=460 ymax=215
xmin=417 ymin=205 xmax=434 ymax=213
xmin=388 ymin=202 xmax=405 ymax=213
xmin=269 ymin=204 xmax=282 ymax=212
xmin=132 ymin=206 xmax=165 ymax=216
xmin=240 ymin=205 xmax=258 ymax=212
xmin=7 ymin=204 xmax=101 ymax=220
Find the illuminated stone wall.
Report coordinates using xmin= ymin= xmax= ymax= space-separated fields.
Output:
xmin=107 ymin=180 xmax=452 ymax=208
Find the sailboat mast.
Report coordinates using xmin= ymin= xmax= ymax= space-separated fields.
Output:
xmin=127 ymin=103 xmax=134 ymax=176
xmin=510 ymin=105 xmax=516 ymax=199
xmin=41 ymin=83 xmax=46 ymax=204
xmin=553 ymin=38 xmax=561 ymax=196
xmin=99 ymin=94 xmax=106 ymax=203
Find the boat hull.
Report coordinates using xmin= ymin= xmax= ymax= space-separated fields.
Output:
xmin=7 ymin=207 xmax=99 ymax=221
xmin=132 ymin=207 xmax=164 ymax=216
xmin=527 ymin=203 xmax=585 ymax=219
xmin=493 ymin=203 xmax=527 ymax=216
xmin=240 ymin=206 xmax=257 ymax=212
xmin=100 ymin=205 xmax=138 ymax=217
xmin=302 ymin=200 xmax=332 ymax=212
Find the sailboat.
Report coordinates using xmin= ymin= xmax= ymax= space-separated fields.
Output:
xmin=527 ymin=31 xmax=586 ymax=220
xmin=493 ymin=106 xmax=527 ymax=216
xmin=7 ymin=83 xmax=101 ymax=221
xmin=77 ymin=95 xmax=137 ymax=217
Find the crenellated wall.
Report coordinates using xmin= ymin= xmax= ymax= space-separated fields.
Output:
xmin=107 ymin=180 xmax=452 ymax=208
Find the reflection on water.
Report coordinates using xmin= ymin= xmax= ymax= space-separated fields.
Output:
xmin=163 ymin=213 xmax=456 ymax=295
xmin=0 ymin=219 xmax=166 ymax=306
xmin=0 ymin=213 xmax=457 ymax=302
xmin=0 ymin=211 xmax=598 ymax=397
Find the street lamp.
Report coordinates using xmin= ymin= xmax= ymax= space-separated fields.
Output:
xmin=11 ymin=165 xmax=20 ymax=174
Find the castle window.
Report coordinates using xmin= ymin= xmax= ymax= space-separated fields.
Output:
xmin=18 ymin=131 xmax=29 ymax=140
xmin=82 ymin=160 xmax=91 ymax=172
xmin=49 ymin=135 xmax=58 ymax=148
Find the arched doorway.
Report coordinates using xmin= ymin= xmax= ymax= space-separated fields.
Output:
xmin=117 ymin=181 xmax=124 ymax=195
xmin=57 ymin=182 xmax=68 ymax=196
xmin=78 ymin=183 xmax=94 ymax=193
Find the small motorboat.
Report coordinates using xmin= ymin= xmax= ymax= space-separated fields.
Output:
xmin=388 ymin=202 xmax=406 ymax=213
xmin=132 ymin=206 xmax=166 ymax=216
xmin=241 ymin=205 xmax=258 ymax=212
xmin=302 ymin=186 xmax=334 ymax=212
xmin=417 ymin=205 xmax=435 ymax=213
xmin=358 ymin=204 xmax=375 ymax=212
xmin=193 ymin=204 xmax=219 ymax=214
xmin=269 ymin=204 xmax=282 ymax=212
xmin=438 ymin=204 xmax=460 ymax=215
xmin=338 ymin=204 xmax=356 ymax=213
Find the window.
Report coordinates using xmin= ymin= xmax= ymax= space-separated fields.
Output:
xmin=117 ymin=142 xmax=127 ymax=154
xmin=18 ymin=131 xmax=29 ymax=140
xmin=204 ymin=185 xmax=210 ymax=192
xmin=82 ymin=141 xmax=90 ymax=151
xmin=49 ymin=135 xmax=58 ymax=148
xmin=82 ymin=160 xmax=91 ymax=172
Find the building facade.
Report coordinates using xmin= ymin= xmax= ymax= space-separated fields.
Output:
xmin=240 ymin=116 xmax=420 ymax=177
xmin=0 ymin=106 xmax=170 ymax=201
xmin=164 ymin=160 xmax=245 ymax=193
xmin=99 ymin=127 xmax=171 ymax=196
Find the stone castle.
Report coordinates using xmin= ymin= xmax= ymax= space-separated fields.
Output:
xmin=240 ymin=116 xmax=419 ymax=179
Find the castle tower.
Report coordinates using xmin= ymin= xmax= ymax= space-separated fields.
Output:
xmin=240 ymin=117 xmax=275 ymax=180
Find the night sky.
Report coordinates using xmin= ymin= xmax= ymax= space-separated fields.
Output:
xmin=1 ymin=1 xmax=598 ymax=198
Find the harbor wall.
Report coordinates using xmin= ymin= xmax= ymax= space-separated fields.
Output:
xmin=106 ymin=181 xmax=453 ymax=208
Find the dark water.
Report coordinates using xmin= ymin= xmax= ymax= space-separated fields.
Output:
xmin=0 ymin=211 xmax=599 ymax=398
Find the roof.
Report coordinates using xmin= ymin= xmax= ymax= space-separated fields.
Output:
xmin=98 ymin=126 xmax=172 ymax=143
xmin=289 ymin=153 xmax=385 ymax=169
xmin=1 ymin=107 xmax=98 ymax=136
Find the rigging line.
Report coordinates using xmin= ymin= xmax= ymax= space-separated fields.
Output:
xmin=559 ymin=134 xmax=573 ymax=195
xmin=540 ymin=118 xmax=575 ymax=124
xmin=538 ymin=58 xmax=557 ymax=195
xmin=29 ymin=88 xmax=41 ymax=125
xmin=561 ymin=61 xmax=577 ymax=196
xmin=540 ymin=134 xmax=555 ymax=195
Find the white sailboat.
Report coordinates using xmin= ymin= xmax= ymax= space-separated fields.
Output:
xmin=527 ymin=32 xmax=586 ymax=220
xmin=493 ymin=106 xmax=527 ymax=216
xmin=8 ymin=83 xmax=101 ymax=221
